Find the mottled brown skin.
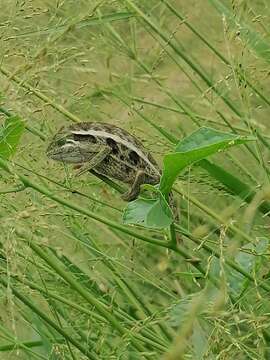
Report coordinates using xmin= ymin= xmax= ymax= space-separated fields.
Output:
xmin=47 ymin=122 xmax=161 ymax=201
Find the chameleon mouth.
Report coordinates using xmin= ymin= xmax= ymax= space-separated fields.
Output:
xmin=46 ymin=144 xmax=90 ymax=163
xmin=47 ymin=150 xmax=81 ymax=163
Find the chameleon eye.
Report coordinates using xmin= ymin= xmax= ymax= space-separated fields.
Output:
xmin=57 ymin=138 xmax=66 ymax=146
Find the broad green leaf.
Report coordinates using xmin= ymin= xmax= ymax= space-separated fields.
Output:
xmin=255 ymin=237 xmax=269 ymax=254
xmin=192 ymin=322 xmax=209 ymax=360
xmin=209 ymin=0 xmax=270 ymax=64
xmin=123 ymin=193 xmax=173 ymax=229
xmin=229 ymin=244 xmax=255 ymax=295
xmin=160 ymin=127 xmax=255 ymax=195
xmin=169 ymin=295 xmax=195 ymax=328
xmin=235 ymin=244 xmax=254 ymax=273
xmin=229 ymin=238 xmax=268 ymax=295
xmin=0 ymin=116 xmax=25 ymax=159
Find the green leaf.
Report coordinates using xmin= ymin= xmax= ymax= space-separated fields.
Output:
xmin=228 ymin=238 xmax=268 ymax=296
xmin=192 ymin=322 xmax=209 ymax=360
xmin=160 ymin=127 xmax=255 ymax=195
xmin=122 ymin=193 xmax=173 ymax=229
xmin=208 ymin=0 xmax=270 ymax=64
xmin=0 ymin=116 xmax=25 ymax=159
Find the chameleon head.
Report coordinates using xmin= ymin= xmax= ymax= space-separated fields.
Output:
xmin=46 ymin=126 xmax=93 ymax=163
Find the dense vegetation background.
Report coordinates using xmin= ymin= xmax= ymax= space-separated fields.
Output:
xmin=0 ymin=0 xmax=270 ymax=359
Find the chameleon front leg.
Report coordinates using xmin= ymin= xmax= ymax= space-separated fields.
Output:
xmin=121 ymin=170 xmax=146 ymax=201
xmin=75 ymin=145 xmax=111 ymax=177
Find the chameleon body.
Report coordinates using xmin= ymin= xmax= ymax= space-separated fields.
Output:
xmin=47 ymin=122 xmax=161 ymax=201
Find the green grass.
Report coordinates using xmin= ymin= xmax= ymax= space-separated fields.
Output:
xmin=0 ymin=0 xmax=270 ymax=359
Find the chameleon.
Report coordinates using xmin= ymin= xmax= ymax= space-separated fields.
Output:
xmin=46 ymin=122 xmax=162 ymax=202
